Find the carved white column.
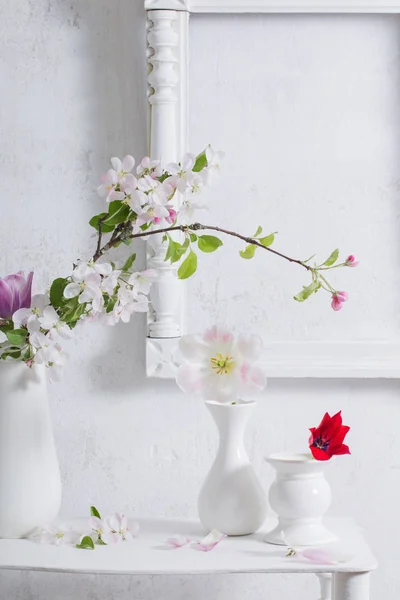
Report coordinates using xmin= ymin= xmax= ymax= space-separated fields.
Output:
xmin=332 ymin=573 xmax=370 ymax=600
xmin=146 ymin=9 xmax=188 ymax=341
xmin=317 ymin=574 xmax=332 ymax=600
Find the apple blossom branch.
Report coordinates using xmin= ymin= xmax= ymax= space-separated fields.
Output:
xmin=93 ymin=221 xmax=311 ymax=271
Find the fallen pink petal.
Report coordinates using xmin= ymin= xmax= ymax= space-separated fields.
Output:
xmin=197 ymin=529 xmax=227 ymax=551
xmin=167 ymin=535 xmax=191 ymax=548
xmin=299 ymin=548 xmax=338 ymax=565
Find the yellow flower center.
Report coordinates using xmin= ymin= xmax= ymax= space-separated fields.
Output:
xmin=210 ymin=353 xmax=235 ymax=375
xmin=56 ymin=531 xmax=64 ymax=539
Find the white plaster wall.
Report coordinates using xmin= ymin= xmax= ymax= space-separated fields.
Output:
xmin=0 ymin=2 xmax=399 ymax=599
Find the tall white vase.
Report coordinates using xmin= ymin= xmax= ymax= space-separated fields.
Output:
xmin=264 ymin=453 xmax=337 ymax=546
xmin=0 ymin=362 xmax=62 ymax=538
xmin=198 ymin=400 xmax=267 ymax=536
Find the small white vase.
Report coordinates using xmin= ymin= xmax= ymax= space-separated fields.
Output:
xmin=198 ymin=400 xmax=267 ymax=536
xmin=0 ymin=362 xmax=62 ymax=538
xmin=264 ymin=453 xmax=337 ymax=546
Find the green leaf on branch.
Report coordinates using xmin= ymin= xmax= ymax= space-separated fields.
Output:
xmin=1 ymin=350 xmax=21 ymax=360
xmin=6 ymin=329 xmax=28 ymax=346
xmin=189 ymin=233 xmax=198 ymax=243
xmin=192 ymin=149 xmax=208 ymax=173
xmin=76 ymin=536 xmax=95 ymax=550
xmin=122 ymin=253 xmax=137 ymax=272
xmin=323 ymin=248 xmax=339 ymax=267
xmin=197 ymin=235 xmax=223 ymax=253
xmin=50 ymin=278 xmax=69 ymax=308
xmin=89 ymin=213 xmax=115 ymax=234
xmin=259 ymin=233 xmax=275 ymax=247
xmin=253 ymin=226 xmax=263 ymax=238
xmin=0 ymin=321 xmax=13 ymax=334
xmin=293 ymin=281 xmax=321 ymax=302
xmin=90 ymin=505 xmax=101 ymax=519
xmin=103 ymin=201 xmax=130 ymax=226
xmin=60 ymin=298 xmax=87 ymax=327
xmin=165 ymin=237 xmax=189 ymax=264
xmin=178 ymin=250 xmax=198 ymax=279
xmin=239 ymin=244 xmax=257 ymax=259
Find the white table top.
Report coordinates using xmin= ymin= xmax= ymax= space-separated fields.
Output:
xmin=0 ymin=518 xmax=377 ymax=576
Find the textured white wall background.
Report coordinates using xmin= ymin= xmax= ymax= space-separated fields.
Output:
xmin=0 ymin=2 xmax=399 ymax=599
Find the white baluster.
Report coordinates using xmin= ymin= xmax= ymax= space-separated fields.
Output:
xmin=146 ymin=9 xmax=188 ymax=340
xmin=332 ymin=573 xmax=370 ymax=600
xmin=317 ymin=574 xmax=332 ymax=600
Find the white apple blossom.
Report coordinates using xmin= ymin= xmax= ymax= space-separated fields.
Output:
xmin=38 ymin=524 xmax=80 ymax=546
xmin=73 ymin=260 xmax=112 ymax=280
xmin=89 ymin=516 xmax=119 ymax=545
xmin=64 ymin=273 xmax=104 ymax=312
xmin=105 ymin=513 xmax=139 ymax=541
xmin=176 ymin=325 xmax=266 ymax=404
xmin=101 ymin=269 xmax=121 ymax=296
xmin=12 ymin=294 xmax=50 ymax=329
xmin=137 ymin=176 xmax=174 ymax=206
xmin=128 ymin=269 xmax=157 ymax=296
xmin=136 ymin=203 xmax=171 ymax=228
xmin=136 ymin=156 xmax=162 ymax=179
xmin=39 ymin=306 xmax=72 ymax=342
xmin=97 ymin=169 xmax=125 ymax=203
xmin=30 ymin=331 xmax=63 ymax=365
xmin=112 ymin=294 xmax=149 ymax=324
xmin=166 ymin=153 xmax=196 ymax=193
xmin=0 ymin=330 xmax=7 ymax=344
xmin=179 ymin=198 xmax=209 ymax=224
xmin=202 ymin=147 xmax=224 ymax=184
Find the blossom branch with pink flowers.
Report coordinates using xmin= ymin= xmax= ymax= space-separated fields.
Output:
xmin=0 ymin=147 xmax=358 ymax=375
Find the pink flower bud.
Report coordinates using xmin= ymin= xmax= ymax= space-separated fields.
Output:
xmin=336 ymin=291 xmax=348 ymax=303
xmin=345 ymin=255 xmax=359 ymax=267
xmin=331 ymin=291 xmax=348 ymax=311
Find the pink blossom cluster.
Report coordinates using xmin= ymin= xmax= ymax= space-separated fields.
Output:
xmin=97 ymin=148 xmax=223 ymax=228
xmin=330 ymin=255 xmax=359 ymax=312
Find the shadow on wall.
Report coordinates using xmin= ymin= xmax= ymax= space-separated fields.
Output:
xmin=48 ymin=0 xmax=150 ymax=392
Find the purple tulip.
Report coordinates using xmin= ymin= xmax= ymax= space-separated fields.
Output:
xmin=0 ymin=272 xmax=34 ymax=320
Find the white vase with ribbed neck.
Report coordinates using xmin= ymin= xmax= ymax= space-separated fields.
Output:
xmin=198 ymin=400 xmax=267 ymax=536
xmin=0 ymin=362 xmax=62 ymax=538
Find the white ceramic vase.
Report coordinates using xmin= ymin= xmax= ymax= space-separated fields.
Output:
xmin=0 ymin=362 xmax=62 ymax=538
xmin=198 ymin=400 xmax=267 ymax=536
xmin=264 ymin=453 xmax=337 ymax=546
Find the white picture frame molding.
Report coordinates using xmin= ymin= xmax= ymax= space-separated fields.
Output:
xmin=145 ymin=0 xmax=400 ymax=378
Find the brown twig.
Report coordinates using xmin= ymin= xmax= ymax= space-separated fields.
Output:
xmin=92 ymin=222 xmax=311 ymax=272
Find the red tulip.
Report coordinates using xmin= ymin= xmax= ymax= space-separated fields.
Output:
xmin=309 ymin=411 xmax=350 ymax=461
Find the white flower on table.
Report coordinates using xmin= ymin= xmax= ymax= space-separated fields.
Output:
xmin=105 ymin=513 xmax=139 ymax=542
xmin=89 ymin=516 xmax=119 ymax=545
xmin=38 ymin=524 xmax=79 ymax=546
xmin=176 ymin=325 xmax=266 ymax=404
